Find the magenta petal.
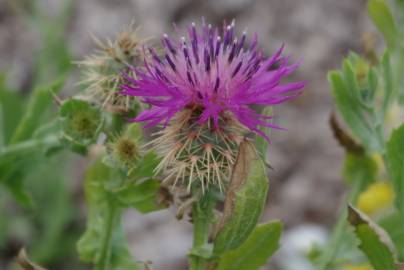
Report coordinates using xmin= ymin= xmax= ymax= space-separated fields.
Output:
xmin=120 ymin=20 xmax=304 ymax=141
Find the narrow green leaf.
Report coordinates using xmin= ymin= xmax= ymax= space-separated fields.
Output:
xmin=10 ymin=76 xmax=65 ymax=144
xmin=0 ymin=103 xmax=4 ymax=148
xmin=348 ymin=205 xmax=397 ymax=270
xmin=381 ymin=51 xmax=395 ymax=120
xmin=213 ymin=141 xmax=269 ymax=255
xmin=367 ymin=67 xmax=378 ymax=104
xmin=342 ymin=60 xmax=361 ymax=103
xmin=217 ymin=221 xmax=282 ymax=270
xmin=328 ymin=71 xmax=381 ymax=151
xmin=368 ymin=0 xmax=398 ymax=48
xmin=0 ymin=80 xmax=25 ymax=144
xmin=386 ymin=124 xmax=404 ymax=218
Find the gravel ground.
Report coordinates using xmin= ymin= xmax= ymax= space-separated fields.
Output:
xmin=0 ymin=0 xmax=374 ymax=269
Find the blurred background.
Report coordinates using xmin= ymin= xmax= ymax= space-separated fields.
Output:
xmin=0 ymin=0 xmax=377 ymax=269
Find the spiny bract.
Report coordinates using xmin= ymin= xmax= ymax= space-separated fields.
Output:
xmin=77 ymin=22 xmax=145 ymax=113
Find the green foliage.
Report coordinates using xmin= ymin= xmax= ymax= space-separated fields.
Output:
xmin=386 ymin=124 xmax=404 ymax=218
xmin=368 ymin=0 xmax=398 ymax=48
xmin=128 ymin=151 xmax=161 ymax=181
xmin=0 ymin=152 xmax=84 ymax=269
xmin=115 ymin=179 xmax=165 ymax=213
xmin=379 ymin=212 xmax=404 ymax=260
xmin=328 ymin=67 xmax=382 ymax=152
xmin=10 ymin=77 xmax=65 ymax=144
xmin=25 ymin=152 xmax=80 ymax=264
xmin=322 ymin=1 xmax=404 ymax=268
xmin=28 ymin=0 xmax=74 ymax=84
xmin=0 ymin=78 xmax=66 ymax=206
xmin=216 ymin=221 xmax=282 ymax=270
xmin=343 ymin=153 xmax=377 ymax=186
xmin=77 ymin=159 xmax=139 ymax=270
xmin=0 ymin=75 xmax=25 ymax=145
xmin=316 ymin=153 xmax=377 ymax=270
xmin=213 ymin=141 xmax=269 ymax=255
xmin=78 ymin=151 xmax=166 ymax=270
xmin=348 ymin=205 xmax=399 ymax=270
xmin=380 ymin=52 xmax=395 ymax=120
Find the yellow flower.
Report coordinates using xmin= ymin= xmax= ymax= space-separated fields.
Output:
xmin=357 ymin=181 xmax=393 ymax=215
xmin=343 ymin=263 xmax=372 ymax=270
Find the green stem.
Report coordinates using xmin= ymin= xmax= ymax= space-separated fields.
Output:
xmin=0 ymin=103 xmax=4 ymax=148
xmin=316 ymin=176 xmax=367 ymax=270
xmin=96 ymin=197 xmax=118 ymax=270
xmin=189 ymin=195 xmax=216 ymax=270
xmin=0 ymin=135 xmax=59 ymax=158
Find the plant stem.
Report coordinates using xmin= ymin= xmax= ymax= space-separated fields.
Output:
xmin=0 ymin=135 xmax=59 ymax=158
xmin=96 ymin=197 xmax=118 ymax=270
xmin=189 ymin=194 xmax=215 ymax=270
xmin=316 ymin=176 xmax=367 ymax=270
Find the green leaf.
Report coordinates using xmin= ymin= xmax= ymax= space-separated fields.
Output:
xmin=10 ymin=76 xmax=65 ymax=144
xmin=213 ymin=140 xmax=269 ymax=255
xmin=379 ymin=212 xmax=404 ymax=260
xmin=367 ymin=67 xmax=378 ymax=104
xmin=328 ymin=71 xmax=381 ymax=151
xmin=381 ymin=51 xmax=395 ymax=121
xmin=315 ymin=153 xmax=377 ymax=270
xmin=343 ymin=153 xmax=377 ymax=186
xmin=348 ymin=205 xmax=398 ymax=270
xmin=115 ymin=179 xmax=167 ymax=213
xmin=368 ymin=0 xmax=398 ymax=48
xmin=0 ymin=78 xmax=25 ymax=144
xmin=85 ymin=157 xmax=165 ymax=213
xmin=128 ymin=151 xmax=161 ymax=180
xmin=125 ymin=123 xmax=144 ymax=141
xmin=216 ymin=221 xmax=282 ymax=270
xmin=386 ymin=124 xmax=404 ymax=218
xmin=342 ymin=60 xmax=361 ymax=105
xmin=77 ymin=202 xmax=140 ymax=270
xmin=0 ymin=135 xmax=60 ymax=207
xmin=78 ymin=159 xmax=140 ymax=270
xmin=24 ymin=153 xmax=77 ymax=263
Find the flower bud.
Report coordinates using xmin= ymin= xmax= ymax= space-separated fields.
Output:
xmin=76 ymin=22 xmax=145 ymax=113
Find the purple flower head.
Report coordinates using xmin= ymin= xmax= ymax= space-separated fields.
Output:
xmin=122 ymin=20 xmax=304 ymax=141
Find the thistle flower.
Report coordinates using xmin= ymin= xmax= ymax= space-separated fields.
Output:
xmin=122 ymin=20 xmax=304 ymax=191
xmin=76 ymin=22 xmax=145 ymax=113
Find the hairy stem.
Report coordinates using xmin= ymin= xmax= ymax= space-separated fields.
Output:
xmin=96 ymin=197 xmax=118 ymax=270
xmin=189 ymin=194 xmax=216 ymax=270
